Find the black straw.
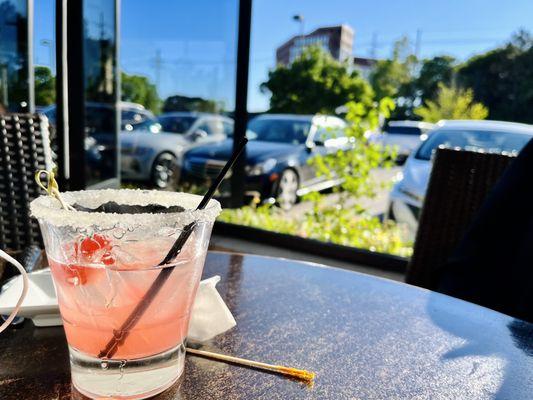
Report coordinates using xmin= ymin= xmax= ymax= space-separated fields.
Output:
xmin=98 ymin=138 xmax=248 ymax=359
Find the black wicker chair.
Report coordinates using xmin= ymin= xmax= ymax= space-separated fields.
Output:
xmin=0 ymin=113 xmax=53 ymax=253
xmin=405 ymin=148 xmax=515 ymax=290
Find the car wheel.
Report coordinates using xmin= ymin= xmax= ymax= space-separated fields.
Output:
xmin=151 ymin=152 xmax=179 ymax=190
xmin=276 ymin=169 xmax=299 ymax=210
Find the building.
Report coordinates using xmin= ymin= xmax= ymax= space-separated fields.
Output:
xmin=276 ymin=25 xmax=354 ymax=66
xmin=352 ymin=56 xmax=378 ymax=80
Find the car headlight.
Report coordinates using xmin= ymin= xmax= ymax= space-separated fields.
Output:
xmin=246 ymin=158 xmax=277 ymax=176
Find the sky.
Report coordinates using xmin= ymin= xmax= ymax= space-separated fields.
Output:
xmin=33 ymin=0 xmax=533 ymax=112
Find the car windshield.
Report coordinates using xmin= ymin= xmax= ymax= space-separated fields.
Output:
xmin=157 ymin=115 xmax=197 ymax=133
xmin=247 ymin=118 xmax=311 ymax=144
xmin=415 ymin=129 xmax=532 ymax=160
xmin=386 ymin=126 xmax=421 ymax=135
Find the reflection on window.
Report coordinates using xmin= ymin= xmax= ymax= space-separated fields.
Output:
xmin=119 ymin=0 xmax=238 ymax=191
xmin=247 ymin=117 xmax=311 ymax=144
xmin=84 ymin=0 xmax=118 ymax=186
xmin=0 ymin=0 xmax=30 ymax=113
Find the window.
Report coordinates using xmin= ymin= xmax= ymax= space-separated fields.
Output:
xmin=247 ymin=118 xmax=311 ymax=144
xmin=197 ymin=118 xmax=224 ymax=136
xmin=158 ymin=115 xmax=198 ymax=134
xmin=223 ymin=120 xmax=234 ymax=136
xmin=386 ymin=126 xmax=422 ymax=136
xmin=0 ymin=0 xmax=31 ymax=113
xmin=416 ymin=129 xmax=532 ymax=161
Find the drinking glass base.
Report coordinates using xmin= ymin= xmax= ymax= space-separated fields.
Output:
xmin=70 ymin=343 xmax=185 ymax=399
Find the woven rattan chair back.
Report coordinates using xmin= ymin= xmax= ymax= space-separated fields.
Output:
xmin=405 ymin=148 xmax=515 ymax=289
xmin=0 ymin=113 xmax=53 ymax=251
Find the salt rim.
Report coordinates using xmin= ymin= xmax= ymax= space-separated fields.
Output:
xmin=30 ymin=189 xmax=221 ymax=229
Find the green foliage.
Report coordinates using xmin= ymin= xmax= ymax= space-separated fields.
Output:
xmin=34 ymin=66 xmax=55 ymax=106
xmin=261 ymin=46 xmax=374 ymax=114
xmin=219 ymin=204 xmax=412 ymax=258
xmin=309 ymin=98 xmax=397 ymax=202
xmin=220 ymin=98 xmax=412 ymax=257
xmin=414 ymin=83 xmax=489 ymax=123
xmin=162 ymin=94 xmax=224 ymax=113
xmin=369 ymin=38 xmax=420 ymax=119
xmin=121 ymin=72 xmax=161 ymax=113
xmin=370 ymin=38 xmax=416 ymax=101
xmin=414 ymin=56 xmax=456 ymax=104
xmin=457 ymin=30 xmax=533 ymax=123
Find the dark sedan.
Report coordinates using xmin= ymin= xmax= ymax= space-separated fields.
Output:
xmin=181 ymin=114 xmax=347 ymax=209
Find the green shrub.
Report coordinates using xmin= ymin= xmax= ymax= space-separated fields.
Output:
xmin=219 ymin=204 xmax=412 ymax=258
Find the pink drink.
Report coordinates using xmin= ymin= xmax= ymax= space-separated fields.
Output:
xmin=48 ymin=237 xmax=202 ymax=360
xmin=31 ymin=190 xmax=220 ymax=399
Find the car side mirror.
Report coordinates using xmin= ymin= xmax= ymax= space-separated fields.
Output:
xmin=189 ymin=129 xmax=208 ymax=141
xmin=395 ymin=154 xmax=408 ymax=166
xmin=306 ymin=141 xmax=316 ymax=153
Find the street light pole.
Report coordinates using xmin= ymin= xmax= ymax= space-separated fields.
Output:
xmin=292 ymin=14 xmax=305 ymax=38
xmin=292 ymin=14 xmax=305 ymax=37
xmin=40 ymin=39 xmax=55 ymax=71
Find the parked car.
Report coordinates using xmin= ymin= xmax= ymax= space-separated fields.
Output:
xmin=369 ymin=120 xmax=435 ymax=164
xmin=181 ymin=114 xmax=347 ymax=210
xmin=388 ymin=120 xmax=533 ymax=234
xmin=121 ymin=113 xmax=233 ymax=189
xmin=41 ymin=101 xmax=160 ymax=133
xmin=40 ymin=102 xmax=154 ymax=180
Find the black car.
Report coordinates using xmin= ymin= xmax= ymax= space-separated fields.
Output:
xmin=182 ymin=114 xmax=348 ymax=209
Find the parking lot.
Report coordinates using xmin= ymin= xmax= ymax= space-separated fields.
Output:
xmin=288 ymin=167 xmax=401 ymax=218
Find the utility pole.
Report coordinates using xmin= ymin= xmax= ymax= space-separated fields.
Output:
xmin=40 ymin=39 xmax=55 ymax=71
xmin=415 ymin=29 xmax=422 ymax=58
xmin=153 ymin=49 xmax=162 ymax=88
xmin=370 ymin=31 xmax=378 ymax=59
xmin=292 ymin=14 xmax=305 ymax=38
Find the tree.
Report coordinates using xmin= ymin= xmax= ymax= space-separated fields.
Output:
xmin=370 ymin=37 xmax=416 ymax=100
xmin=370 ymin=38 xmax=418 ymax=119
xmin=261 ymin=46 xmax=373 ymax=114
xmin=414 ymin=55 xmax=456 ymax=104
xmin=34 ymin=66 xmax=55 ymax=106
xmin=162 ymin=94 xmax=224 ymax=113
xmin=414 ymin=83 xmax=488 ymax=122
xmin=457 ymin=30 xmax=533 ymax=123
xmin=121 ymin=72 xmax=161 ymax=113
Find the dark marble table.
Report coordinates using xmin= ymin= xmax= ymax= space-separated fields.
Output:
xmin=0 ymin=251 xmax=532 ymax=399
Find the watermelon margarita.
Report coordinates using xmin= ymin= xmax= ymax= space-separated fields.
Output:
xmin=31 ymin=190 xmax=220 ymax=399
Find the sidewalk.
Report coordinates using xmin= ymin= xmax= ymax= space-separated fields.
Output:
xmin=209 ymin=234 xmax=404 ymax=282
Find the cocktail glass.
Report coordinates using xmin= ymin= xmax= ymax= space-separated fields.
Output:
xmin=30 ymin=189 xmax=221 ymax=399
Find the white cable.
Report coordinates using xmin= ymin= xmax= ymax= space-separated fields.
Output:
xmin=0 ymin=249 xmax=29 ymax=333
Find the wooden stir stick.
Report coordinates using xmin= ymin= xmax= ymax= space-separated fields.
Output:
xmin=186 ymin=347 xmax=315 ymax=382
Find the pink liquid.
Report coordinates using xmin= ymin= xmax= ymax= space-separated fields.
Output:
xmin=48 ymin=238 xmax=203 ymax=359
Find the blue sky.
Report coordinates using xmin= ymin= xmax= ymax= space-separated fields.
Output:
xmin=33 ymin=0 xmax=533 ymax=111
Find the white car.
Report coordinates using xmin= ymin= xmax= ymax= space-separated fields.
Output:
xmin=121 ymin=112 xmax=233 ymax=189
xmin=388 ymin=120 xmax=533 ymax=235
xmin=370 ymin=121 xmax=435 ymax=163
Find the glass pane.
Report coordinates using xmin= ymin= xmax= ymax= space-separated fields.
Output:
xmin=221 ymin=0 xmax=533 ymax=261
xmin=120 ymin=0 xmax=238 ymax=191
xmin=0 ymin=0 xmax=30 ymax=113
xmin=84 ymin=0 xmax=119 ymax=187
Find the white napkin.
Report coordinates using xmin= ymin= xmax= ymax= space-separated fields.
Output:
xmin=0 ymin=269 xmax=236 ymax=342
xmin=188 ymin=275 xmax=236 ymax=342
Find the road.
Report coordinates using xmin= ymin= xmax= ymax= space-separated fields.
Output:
xmin=288 ymin=167 xmax=401 ymax=218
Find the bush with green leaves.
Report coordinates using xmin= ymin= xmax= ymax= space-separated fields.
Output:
xmin=219 ymin=204 xmax=412 ymax=258
xmin=414 ymin=83 xmax=489 ymax=123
